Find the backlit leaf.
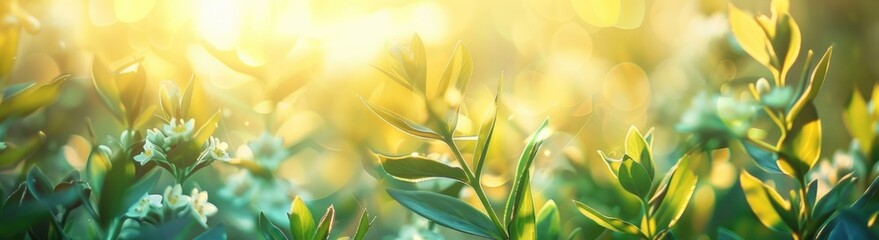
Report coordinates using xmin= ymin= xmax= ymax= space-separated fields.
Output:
xmin=844 ymin=90 xmax=873 ymax=156
xmin=787 ymin=46 xmax=831 ymax=123
xmin=259 ymin=212 xmax=287 ymax=240
xmin=625 ymin=126 xmax=654 ymax=179
xmin=729 ymin=4 xmax=771 ymax=68
xmin=779 ymin=103 xmax=821 ymax=177
xmin=536 ymin=200 xmax=561 ymax=240
xmin=386 ymin=188 xmax=502 ymax=239
xmin=740 ymin=171 xmax=790 ymax=232
xmin=360 ymin=97 xmax=442 ymax=140
xmin=289 ymin=196 xmax=314 ymax=240
xmin=573 ymin=200 xmax=645 ymax=237
xmin=504 ymin=119 xmax=550 ymax=222
xmin=377 ymin=154 xmax=468 ymax=183
xmin=313 ymin=206 xmax=334 ymax=240
xmin=651 ymin=154 xmax=698 ymax=231
xmin=473 ymin=74 xmax=501 ymax=178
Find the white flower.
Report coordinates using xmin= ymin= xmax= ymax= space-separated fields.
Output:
xmin=125 ymin=194 xmax=163 ymax=219
xmin=189 ymin=188 xmax=218 ymax=228
xmin=163 ymin=184 xmax=191 ymax=210
xmin=163 ymin=118 xmax=195 ymax=143
xmin=206 ymin=136 xmax=230 ymax=162
xmin=134 ymin=141 xmax=165 ymax=165
xmin=146 ymin=128 xmax=170 ymax=151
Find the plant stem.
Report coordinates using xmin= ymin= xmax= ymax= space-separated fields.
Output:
xmin=445 ymin=138 xmax=509 ymax=239
xmin=640 ymin=200 xmax=653 ymax=238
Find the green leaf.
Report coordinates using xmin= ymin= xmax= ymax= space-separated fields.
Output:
xmin=159 ymin=80 xmax=182 ymax=119
xmin=625 ymin=126 xmax=654 ymax=179
xmin=377 ymin=154 xmax=468 ymax=183
xmin=181 ymin=74 xmax=196 ymax=119
xmin=573 ymin=200 xmax=645 ymax=237
xmin=98 ymin=151 xmax=135 ymax=230
xmin=742 ymin=141 xmax=784 ymax=174
xmin=85 ymin=146 xmax=111 ymax=195
xmin=352 ymin=209 xmax=373 ymax=240
xmin=118 ymin=62 xmax=148 ymax=127
xmin=618 ymin=156 xmax=653 ymax=200
xmin=813 ymin=174 xmax=856 ymax=220
xmin=193 ymin=110 xmax=222 ymax=146
xmin=435 ymin=42 xmax=473 ymax=100
xmin=826 ymin=208 xmax=879 ymax=239
xmin=0 ymin=75 xmax=69 ymax=122
xmin=775 ymin=14 xmax=801 ymax=81
xmin=844 ymin=89 xmax=873 ymax=156
xmin=779 ymin=103 xmax=821 ymax=177
xmin=195 ymin=224 xmax=227 ymax=240
xmin=91 ymin=57 xmax=125 ymax=121
xmin=729 ymin=4 xmax=772 ymax=68
xmin=409 ymin=34 xmax=427 ymax=94
xmin=597 ymin=150 xmax=623 ymax=178
xmin=504 ymin=119 xmax=550 ymax=222
xmin=25 ymin=167 xmax=53 ymax=200
xmin=259 ymin=212 xmax=288 ymax=240
xmin=0 ymin=132 xmax=45 ymax=170
xmin=473 ymin=75 xmax=501 ymax=178
xmin=566 ymin=227 xmax=582 ymax=240
xmin=508 ymin=173 xmax=535 ymax=240
xmin=787 ymin=46 xmax=832 ymax=123
xmin=739 ymin=171 xmax=790 ymax=232
xmin=718 ymin=227 xmax=744 ymax=240
xmin=386 ymin=188 xmax=502 ymax=239
xmin=536 ymin=200 xmax=560 ymax=240
xmin=312 ymin=206 xmax=334 ymax=240
xmin=288 ymin=196 xmax=314 ymax=240
xmin=650 ymin=154 xmax=698 ymax=231
xmin=360 ymin=97 xmax=442 ymax=140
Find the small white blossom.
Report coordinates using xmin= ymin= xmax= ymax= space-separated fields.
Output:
xmin=134 ymin=141 xmax=165 ymax=165
xmin=206 ymin=136 xmax=230 ymax=162
xmin=189 ymin=188 xmax=218 ymax=228
xmin=125 ymin=194 xmax=163 ymax=219
xmin=163 ymin=118 xmax=195 ymax=143
xmin=146 ymin=128 xmax=171 ymax=151
xmin=163 ymin=184 xmax=191 ymax=210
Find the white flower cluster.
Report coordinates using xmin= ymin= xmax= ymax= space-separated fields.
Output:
xmin=131 ymin=118 xmax=230 ymax=166
xmin=124 ymin=184 xmax=218 ymax=228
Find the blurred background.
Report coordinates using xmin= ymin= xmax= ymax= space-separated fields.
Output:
xmin=3 ymin=0 xmax=877 ymax=238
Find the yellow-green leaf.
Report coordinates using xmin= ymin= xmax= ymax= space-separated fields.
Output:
xmin=779 ymin=103 xmax=821 ymax=177
xmin=573 ymin=200 xmax=645 ymax=238
xmin=504 ymin=119 xmax=550 ymax=222
xmin=536 ymin=200 xmax=560 ymax=240
xmin=0 ymin=132 xmax=45 ymax=170
xmin=313 ymin=206 xmax=334 ymax=240
xmin=435 ymin=42 xmax=473 ymax=100
xmin=289 ymin=196 xmax=315 ymax=240
xmin=844 ymin=90 xmax=873 ymax=156
xmin=0 ymin=75 xmax=69 ymax=122
xmin=787 ymin=46 xmax=832 ymax=123
xmin=387 ymin=189 xmax=503 ymax=239
xmin=473 ymin=75 xmax=501 ymax=178
xmin=740 ymin=171 xmax=791 ymax=232
xmin=729 ymin=4 xmax=772 ymax=68
xmin=377 ymin=154 xmax=468 ymax=183
xmin=360 ymin=97 xmax=442 ymax=140
xmin=508 ymin=172 xmax=535 ymax=240
xmin=650 ymin=154 xmax=698 ymax=231
xmin=625 ymin=126 xmax=654 ymax=179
